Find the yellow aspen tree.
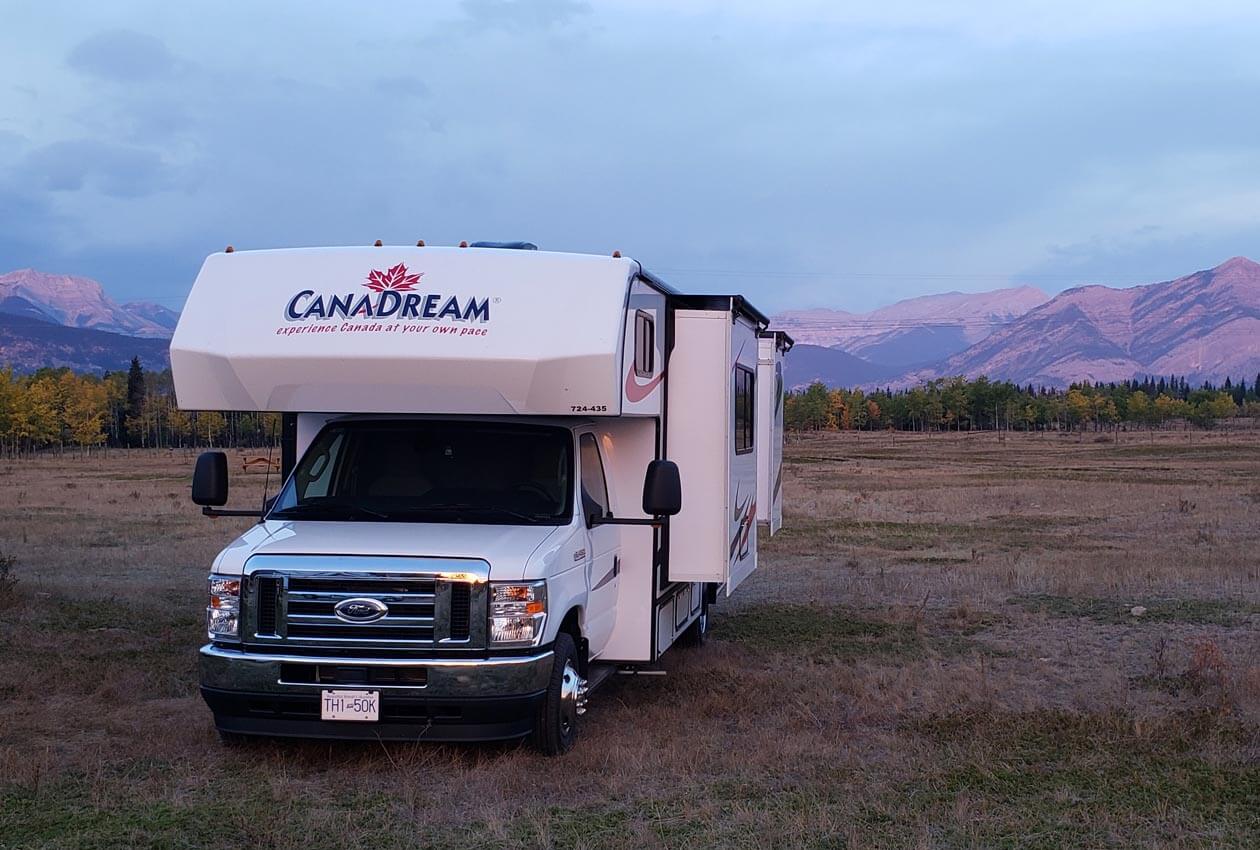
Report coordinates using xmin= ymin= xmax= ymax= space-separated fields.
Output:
xmin=65 ymin=378 xmax=109 ymax=454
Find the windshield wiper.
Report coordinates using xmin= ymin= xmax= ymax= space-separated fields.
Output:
xmin=270 ymin=500 xmax=390 ymax=521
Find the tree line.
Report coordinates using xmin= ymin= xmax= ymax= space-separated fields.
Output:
xmin=5 ymin=358 xmax=1260 ymax=453
xmin=0 ymin=358 xmax=279 ymax=457
xmin=785 ymin=374 xmax=1260 ymax=432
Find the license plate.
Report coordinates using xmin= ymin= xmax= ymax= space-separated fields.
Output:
xmin=320 ymin=689 xmax=379 ymax=722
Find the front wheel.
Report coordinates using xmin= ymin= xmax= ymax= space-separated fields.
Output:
xmin=531 ymin=632 xmax=582 ymax=755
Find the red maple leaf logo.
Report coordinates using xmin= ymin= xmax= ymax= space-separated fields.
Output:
xmin=364 ymin=263 xmax=423 ymax=292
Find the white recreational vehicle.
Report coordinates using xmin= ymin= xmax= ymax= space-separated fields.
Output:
xmin=171 ymin=243 xmax=792 ymax=753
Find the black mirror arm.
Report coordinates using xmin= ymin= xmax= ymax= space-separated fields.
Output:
xmin=589 ymin=514 xmax=668 ymax=528
xmin=201 ymin=506 xmax=264 ymax=518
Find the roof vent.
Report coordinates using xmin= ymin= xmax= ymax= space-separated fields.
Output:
xmin=469 ymin=241 xmax=538 ymax=250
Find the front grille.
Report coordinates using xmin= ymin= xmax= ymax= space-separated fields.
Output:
xmin=282 ymin=576 xmax=436 ymax=644
xmin=247 ymin=572 xmax=480 ymax=649
xmin=450 ymin=583 xmax=471 ymax=640
xmin=289 ymin=577 xmax=437 ymax=595
xmin=256 ymin=577 xmax=281 ymax=635
xmin=286 ymin=623 xmax=436 ymax=640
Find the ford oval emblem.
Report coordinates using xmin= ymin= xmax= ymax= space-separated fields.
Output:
xmin=334 ymin=597 xmax=389 ymax=623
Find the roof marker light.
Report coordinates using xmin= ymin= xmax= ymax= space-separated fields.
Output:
xmin=459 ymin=240 xmax=469 ymax=248
xmin=374 ymin=239 xmax=383 ymax=247
xmin=416 ymin=239 xmax=425 ymax=247
xmin=224 ymin=245 xmax=234 ymax=253
xmin=612 ymin=250 xmax=621 ymax=258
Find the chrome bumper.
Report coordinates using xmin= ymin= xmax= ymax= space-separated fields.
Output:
xmin=200 ymin=644 xmax=554 ymax=698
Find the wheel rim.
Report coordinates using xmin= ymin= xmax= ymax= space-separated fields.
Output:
xmin=559 ymin=659 xmax=582 ymax=736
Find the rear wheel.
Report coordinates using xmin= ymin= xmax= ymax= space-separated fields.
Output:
xmin=531 ymin=632 xmax=582 ymax=755
xmin=678 ymin=603 xmax=709 ymax=648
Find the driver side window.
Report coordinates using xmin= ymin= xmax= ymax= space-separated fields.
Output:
xmin=578 ymin=433 xmax=610 ymax=520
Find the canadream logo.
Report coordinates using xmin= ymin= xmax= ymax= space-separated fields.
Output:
xmin=284 ymin=263 xmax=491 ymax=323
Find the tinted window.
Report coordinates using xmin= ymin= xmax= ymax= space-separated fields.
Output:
xmin=734 ymin=366 xmax=754 ymax=454
xmin=634 ymin=311 xmax=654 ymax=378
xmin=578 ymin=433 xmax=610 ymax=520
xmin=300 ymin=432 xmax=343 ymax=498
xmin=270 ymin=421 xmax=573 ymax=525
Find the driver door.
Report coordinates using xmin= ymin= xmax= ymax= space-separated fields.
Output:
xmin=578 ymin=432 xmax=620 ymax=656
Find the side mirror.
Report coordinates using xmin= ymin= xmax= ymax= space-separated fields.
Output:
xmin=642 ymin=460 xmax=681 ymax=517
xmin=192 ymin=451 xmax=229 ymax=507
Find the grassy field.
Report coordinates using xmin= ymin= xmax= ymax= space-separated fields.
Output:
xmin=1 ymin=431 xmax=1258 ymax=849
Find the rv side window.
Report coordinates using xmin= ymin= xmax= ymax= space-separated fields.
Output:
xmin=633 ymin=311 xmax=654 ymax=378
xmin=734 ymin=365 xmax=754 ymax=454
xmin=579 ymin=433 xmax=611 ymax=520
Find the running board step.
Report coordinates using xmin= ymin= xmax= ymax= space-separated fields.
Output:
xmin=614 ymin=666 xmax=667 ymax=677
xmin=585 ymin=663 xmax=620 ymax=694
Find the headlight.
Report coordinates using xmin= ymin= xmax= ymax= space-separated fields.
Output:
xmin=489 ymin=581 xmax=547 ymax=647
xmin=207 ymin=575 xmax=241 ymax=639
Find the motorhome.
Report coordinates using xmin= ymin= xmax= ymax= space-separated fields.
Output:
xmin=171 ymin=243 xmax=792 ymax=754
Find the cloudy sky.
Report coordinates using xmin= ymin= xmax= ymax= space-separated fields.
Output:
xmin=3 ymin=0 xmax=1260 ymax=312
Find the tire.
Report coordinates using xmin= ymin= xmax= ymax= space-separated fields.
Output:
xmin=531 ymin=632 xmax=581 ymax=756
xmin=677 ymin=603 xmax=709 ymax=648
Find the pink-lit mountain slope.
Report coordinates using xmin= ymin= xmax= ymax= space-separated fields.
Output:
xmin=907 ymin=257 xmax=1260 ymax=387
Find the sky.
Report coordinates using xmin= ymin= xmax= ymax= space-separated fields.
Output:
xmin=2 ymin=0 xmax=1260 ymax=313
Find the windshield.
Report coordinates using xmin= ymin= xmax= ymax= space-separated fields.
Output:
xmin=269 ymin=421 xmax=574 ymax=525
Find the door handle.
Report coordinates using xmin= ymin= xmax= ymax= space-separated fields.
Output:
xmin=613 ymin=556 xmax=620 ymax=578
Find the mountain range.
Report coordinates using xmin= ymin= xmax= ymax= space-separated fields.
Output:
xmin=776 ymin=256 xmax=1260 ymax=389
xmin=0 ymin=269 xmax=178 ymax=338
xmin=905 ymin=256 xmax=1260 ymax=387
xmin=775 ymin=285 xmax=1050 ymax=368
xmin=0 ymin=269 xmax=177 ymax=373
xmin=0 ymin=313 xmax=171 ymax=374
xmin=1 ymin=257 xmax=1258 ymax=386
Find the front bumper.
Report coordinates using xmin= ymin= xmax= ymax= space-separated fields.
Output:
xmin=200 ymin=644 xmax=553 ymax=742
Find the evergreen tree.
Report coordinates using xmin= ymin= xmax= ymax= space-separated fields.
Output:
xmin=123 ymin=357 xmax=146 ymax=447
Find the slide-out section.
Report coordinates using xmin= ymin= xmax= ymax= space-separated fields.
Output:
xmin=665 ymin=310 xmax=729 ymax=587
xmin=665 ymin=309 xmax=760 ymax=596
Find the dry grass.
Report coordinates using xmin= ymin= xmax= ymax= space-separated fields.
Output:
xmin=1 ymin=434 xmax=1258 ymax=849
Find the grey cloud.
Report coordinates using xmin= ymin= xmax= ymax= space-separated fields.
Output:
xmin=23 ymin=139 xmax=169 ymax=198
xmin=67 ymin=30 xmax=175 ymax=82
xmin=4 ymin=4 xmax=1260 ymax=313
xmin=0 ymin=177 xmax=77 ymax=265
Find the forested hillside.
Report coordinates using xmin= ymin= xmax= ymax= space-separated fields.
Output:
xmin=785 ymin=375 xmax=1260 ymax=432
